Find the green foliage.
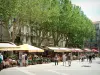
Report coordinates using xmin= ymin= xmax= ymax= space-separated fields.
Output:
xmin=0 ymin=0 xmax=17 ymax=23
xmin=9 ymin=54 xmax=18 ymax=60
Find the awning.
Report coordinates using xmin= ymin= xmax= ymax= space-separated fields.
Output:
xmin=0 ymin=47 xmax=20 ymax=51
xmin=0 ymin=43 xmax=17 ymax=47
xmin=0 ymin=43 xmax=20 ymax=51
xmin=92 ymin=49 xmax=99 ymax=52
xmin=71 ymin=48 xmax=83 ymax=52
xmin=48 ymin=47 xmax=71 ymax=52
xmin=60 ymin=48 xmax=71 ymax=52
xmin=18 ymin=44 xmax=44 ymax=52
xmin=84 ymin=48 xmax=91 ymax=52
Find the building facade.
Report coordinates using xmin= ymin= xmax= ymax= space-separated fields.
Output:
xmin=0 ymin=20 xmax=10 ymax=42
xmin=10 ymin=25 xmax=55 ymax=47
xmin=10 ymin=25 xmax=66 ymax=47
xmin=84 ymin=21 xmax=100 ymax=52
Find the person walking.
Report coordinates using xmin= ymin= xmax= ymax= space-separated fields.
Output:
xmin=79 ymin=54 xmax=81 ymax=62
xmin=62 ymin=54 xmax=66 ymax=66
xmin=86 ymin=54 xmax=89 ymax=62
xmin=54 ymin=54 xmax=59 ymax=66
xmin=92 ymin=53 xmax=95 ymax=60
xmin=81 ymin=54 xmax=84 ymax=62
xmin=67 ymin=53 xmax=72 ymax=66
xmin=25 ymin=54 xmax=28 ymax=66
xmin=89 ymin=54 xmax=92 ymax=63
xmin=22 ymin=53 xmax=26 ymax=66
xmin=19 ymin=52 xmax=22 ymax=66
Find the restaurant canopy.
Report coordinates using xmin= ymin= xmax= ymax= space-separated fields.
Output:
xmin=48 ymin=47 xmax=71 ymax=52
xmin=92 ymin=49 xmax=99 ymax=52
xmin=60 ymin=48 xmax=71 ymax=52
xmin=0 ymin=43 xmax=20 ymax=51
xmin=84 ymin=48 xmax=91 ymax=52
xmin=71 ymin=48 xmax=83 ymax=52
xmin=19 ymin=44 xmax=44 ymax=52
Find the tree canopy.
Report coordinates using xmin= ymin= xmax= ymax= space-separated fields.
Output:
xmin=0 ymin=0 xmax=95 ymax=47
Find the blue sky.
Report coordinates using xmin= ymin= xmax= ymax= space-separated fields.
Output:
xmin=71 ymin=0 xmax=100 ymax=22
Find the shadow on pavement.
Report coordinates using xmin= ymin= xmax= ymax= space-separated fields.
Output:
xmin=81 ymin=65 xmax=91 ymax=67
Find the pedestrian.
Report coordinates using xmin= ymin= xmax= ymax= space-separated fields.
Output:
xmin=67 ymin=53 xmax=72 ymax=66
xmin=79 ymin=54 xmax=81 ymax=62
xmin=19 ymin=52 xmax=22 ymax=66
xmin=86 ymin=54 xmax=89 ymax=62
xmin=0 ymin=53 xmax=3 ymax=60
xmin=22 ymin=53 xmax=26 ymax=66
xmin=62 ymin=54 xmax=66 ymax=66
xmin=25 ymin=54 xmax=28 ymax=66
xmin=81 ymin=54 xmax=84 ymax=62
xmin=0 ymin=57 xmax=3 ymax=71
xmin=92 ymin=53 xmax=95 ymax=60
xmin=54 ymin=54 xmax=59 ymax=66
xmin=0 ymin=53 xmax=3 ymax=71
xmin=89 ymin=54 xmax=92 ymax=63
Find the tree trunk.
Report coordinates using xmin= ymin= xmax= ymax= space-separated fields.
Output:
xmin=12 ymin=22 xmax=16 ymax=43
xmin=54 ymin=40 xmax=59 ymax=46
xmin=65 ymin=37 xmax=68 ymax=47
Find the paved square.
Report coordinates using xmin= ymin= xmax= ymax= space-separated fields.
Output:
xmin=0 ymin=58 xmax=100 ymax=75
